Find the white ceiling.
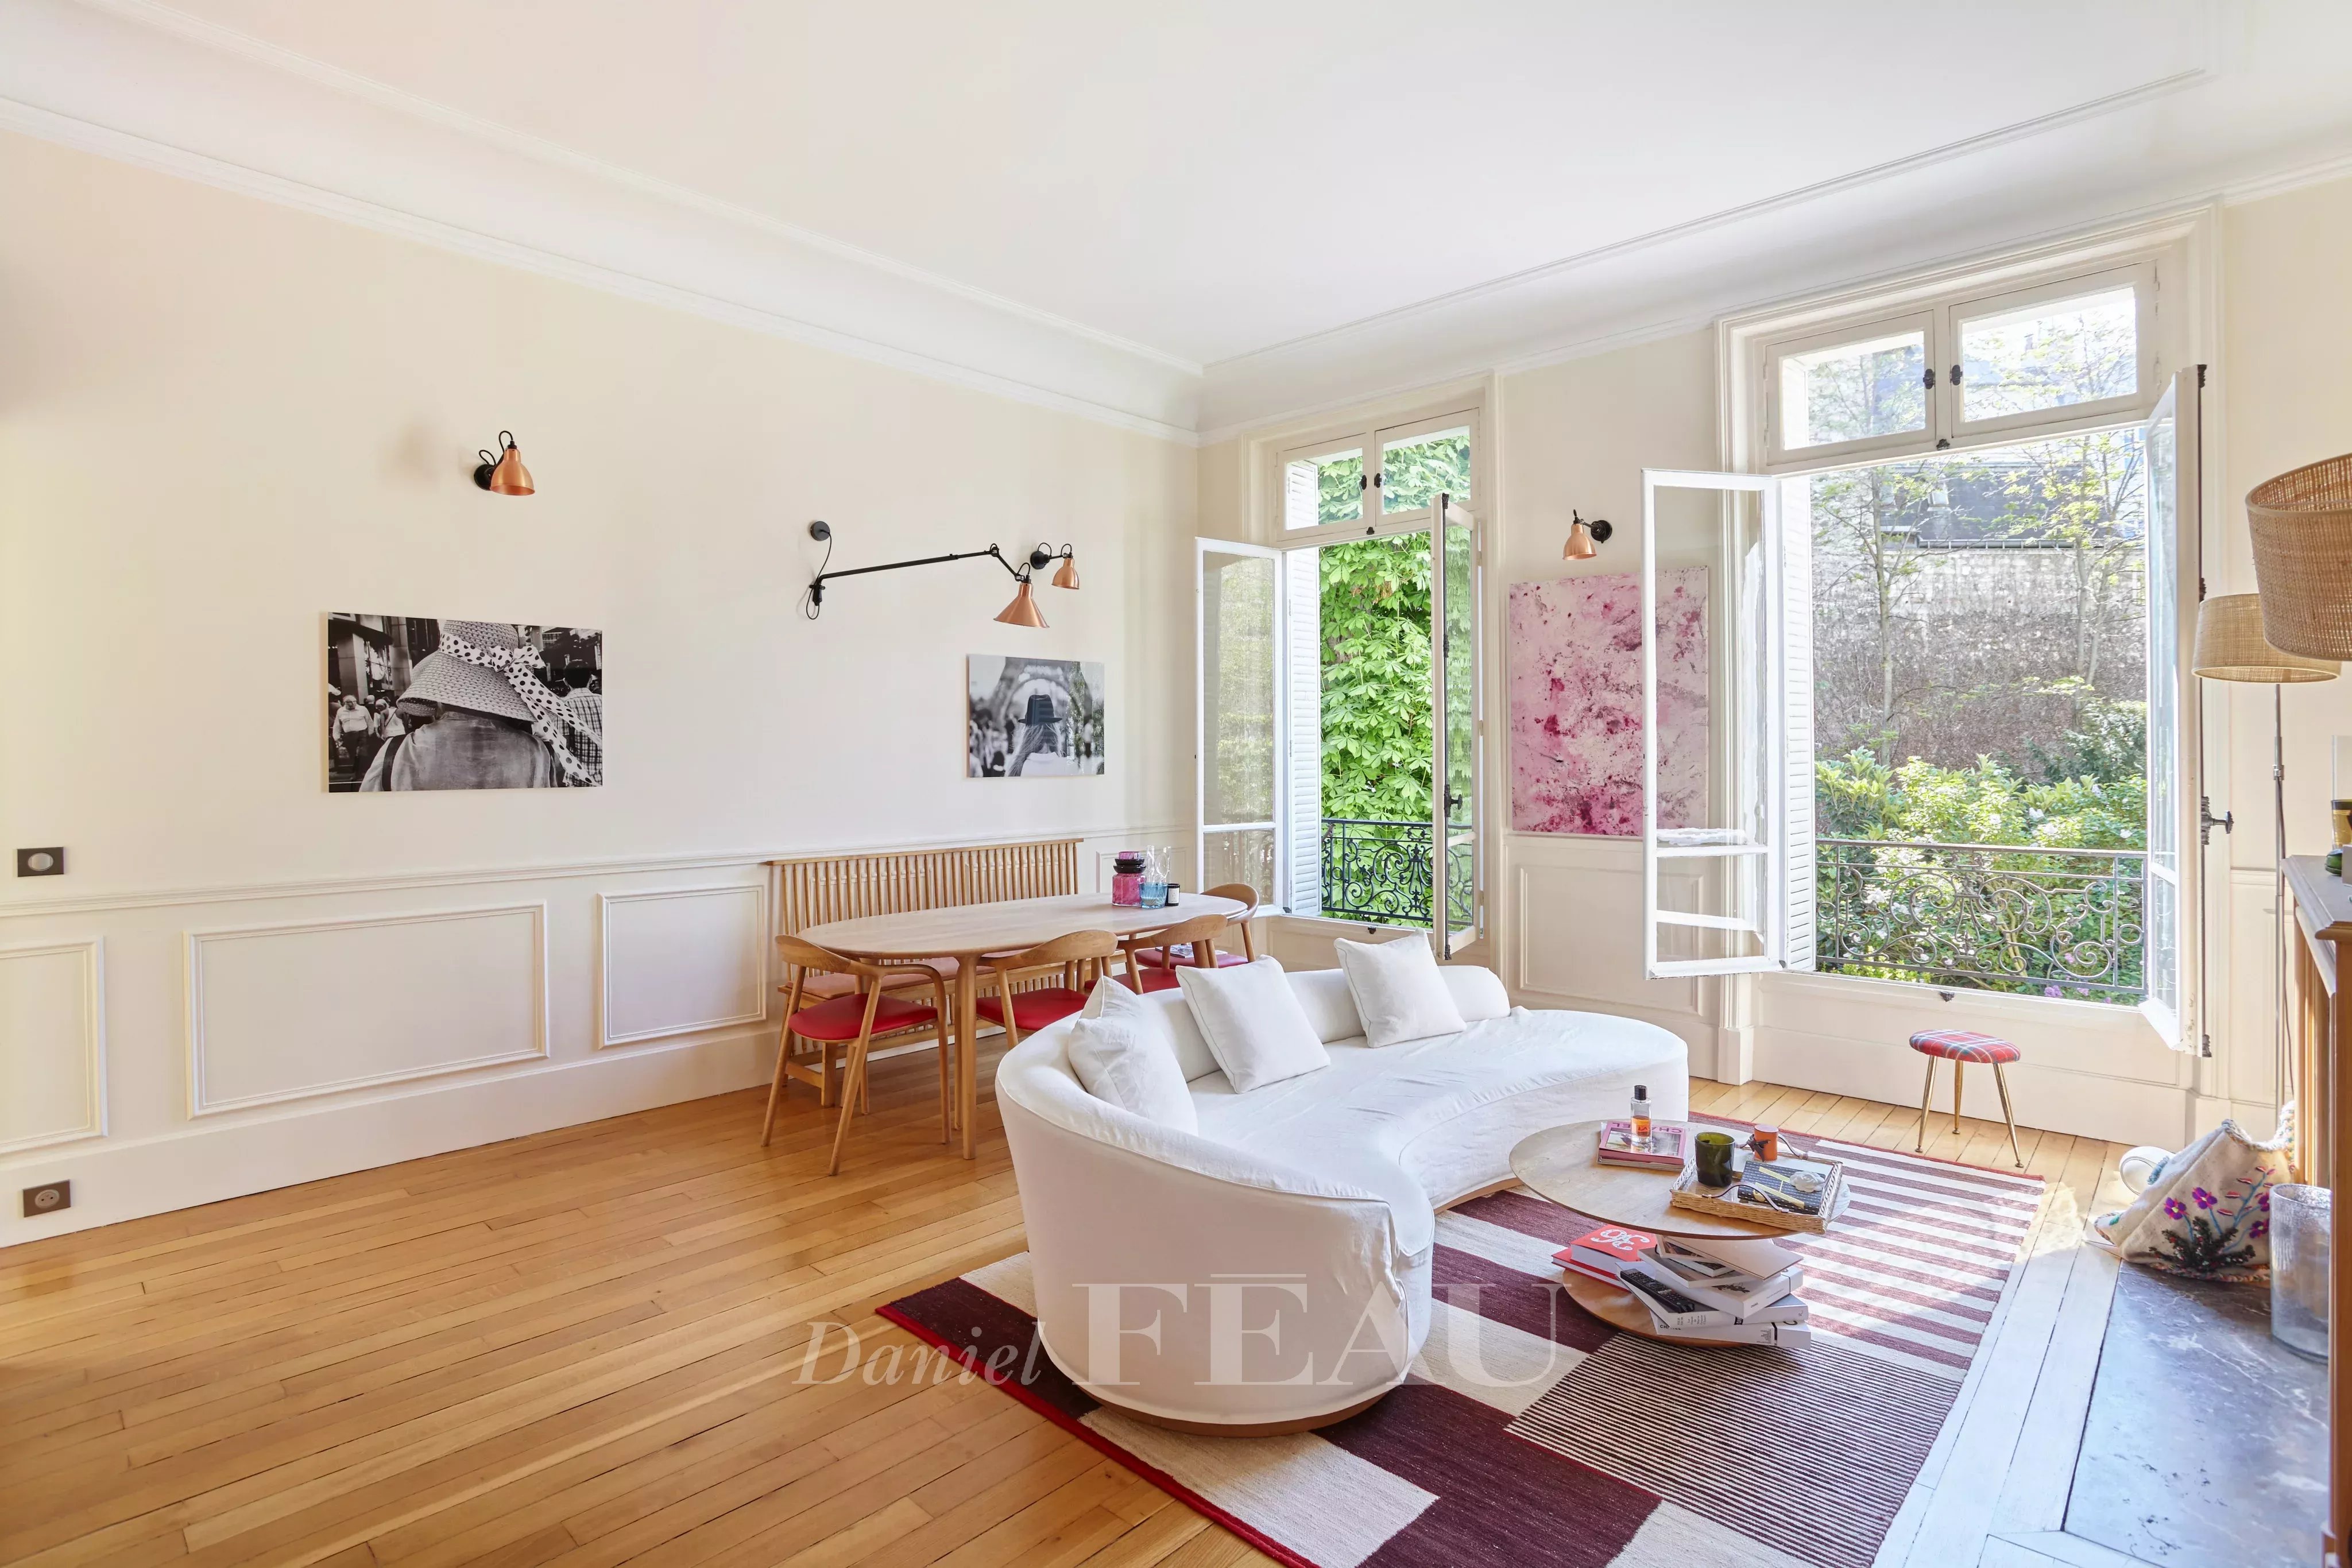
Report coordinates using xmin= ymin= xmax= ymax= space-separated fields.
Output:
xmin=7 ymin=1 xmax=2352 ymax=436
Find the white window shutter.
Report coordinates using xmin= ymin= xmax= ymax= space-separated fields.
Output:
xmin=1284 ymin=550 xmax=1324 ymax=917
xmin=1777 ymin=477 xmax=1816 ymax=972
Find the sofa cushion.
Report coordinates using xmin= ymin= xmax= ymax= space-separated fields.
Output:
xmin=1336 ymin=935 xmax=1467 ymax=1048
xmin=1082 ymin=975 xmax=1218 ymax=1081
xmin=1177 ymin=959 xmax=1330 ymax=1093
xmin=1442 ymin=964 xmax=1512 ymax=1022
xmin=1065 ymin=1016 xmax=1196 ymax=1132
xmin=1289 ymin=968 xmax=1363 ymax=1043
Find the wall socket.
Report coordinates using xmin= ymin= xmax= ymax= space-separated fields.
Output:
xmin=21 ymin=1181 xmax=69 ymax=1218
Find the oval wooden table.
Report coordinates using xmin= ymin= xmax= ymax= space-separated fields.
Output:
xmin=1510 ymin=1118 xmax=1796 ymax=1339
xmin=798 ymin=892 xmax=1247 ymax=1157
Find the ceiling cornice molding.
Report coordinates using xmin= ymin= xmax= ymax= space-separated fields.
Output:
xmin=1203 ymin=62 xmax=2216 ymax=380
xmin=76 ymin=0 xmax=1203 ymax=380
xmin=0 ymin=0 xmax=1204 ymax=443
xmin=1194 ymin=128 xmax=2352 ymax=440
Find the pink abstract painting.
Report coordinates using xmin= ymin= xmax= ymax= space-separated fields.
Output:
xmin=1508 ymin=568 xmax=1708 ymax=836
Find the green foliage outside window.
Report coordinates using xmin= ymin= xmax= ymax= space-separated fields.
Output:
xmin=1313 ymin=429 xmax=1469 ymax=826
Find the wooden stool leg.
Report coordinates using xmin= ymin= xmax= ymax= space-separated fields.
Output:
xmin=759 ymin=1018 xmax=791 ymax=1148
xmin=1916 ymin=1057 xmax=1936 ymax=1153
xmin=1993 ymin=1062 xmax=2024 ymax=1168
xmin=1952 ymin=1059 xmax=1966 ymax=1136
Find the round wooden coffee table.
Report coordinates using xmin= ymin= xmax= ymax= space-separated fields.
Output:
xmin=1508 ymin=1119 xmax=1794 ymax=1341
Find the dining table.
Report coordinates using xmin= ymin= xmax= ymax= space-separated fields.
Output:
xmin=795 ymin=890 xmax=1248 ymax=1157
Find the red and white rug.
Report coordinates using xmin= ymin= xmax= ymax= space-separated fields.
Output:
xmin=879 ymin=1130 xmax=2046 ymax=1568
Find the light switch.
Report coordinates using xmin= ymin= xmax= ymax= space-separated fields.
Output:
xmin=16 ymin=847 xmax=64 ymax=877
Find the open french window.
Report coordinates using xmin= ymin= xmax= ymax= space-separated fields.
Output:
xmin=1432 ymin=494 xmax=1481 ymax=955
xmin=2141 ymin=370 xmax=2198 ymax=1047
xmin=1196 ymin=540 xmax=1283 ymax=912
xmin=1639 ymin=470 xmax=1815 ymax=979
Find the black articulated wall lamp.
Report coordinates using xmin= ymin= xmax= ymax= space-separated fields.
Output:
xmin=800 ymin=521 xmax=1077 ymax=627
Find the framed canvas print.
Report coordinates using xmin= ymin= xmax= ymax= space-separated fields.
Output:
xmin=326 ymin=615 xmax=603 ymax=791
xmin=968 ymin=656 xmax=1105 ymax=777
xmin=1507 ymin=569 xmax=1707 ymax=835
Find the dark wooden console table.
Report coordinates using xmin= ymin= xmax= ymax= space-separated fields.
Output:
xmin=2285 ymin=854 xmax=2352 ymax=1566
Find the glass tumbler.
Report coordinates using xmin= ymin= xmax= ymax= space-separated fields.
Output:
xmin=2273 ymin=1182 xmax=2330 ymax=1360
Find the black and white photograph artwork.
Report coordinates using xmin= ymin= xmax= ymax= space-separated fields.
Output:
xmin=966 ymin=656 xmax=1104 ymax=777
xmin=326 ymin=615 xmax=604 ymax=792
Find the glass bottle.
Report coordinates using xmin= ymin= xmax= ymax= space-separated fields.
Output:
xmin=1139 ymin=849 xmax=1169 ymax=909
xmin=1629 ymin=1084 xmax=1653 ymax=1151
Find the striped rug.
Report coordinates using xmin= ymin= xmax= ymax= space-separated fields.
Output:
xmin=879 ymin=1128 xmax=2046 ymax=1568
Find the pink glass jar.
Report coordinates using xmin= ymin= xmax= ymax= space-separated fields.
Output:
xmin=1111 ymin=851 xmax=1146 ymax=907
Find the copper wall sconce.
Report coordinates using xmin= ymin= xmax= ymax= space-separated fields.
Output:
xmin=473 ymin=431 xmax=534 ymax=494
xmin=1563 ymin=509 xmax=1613 ymax=560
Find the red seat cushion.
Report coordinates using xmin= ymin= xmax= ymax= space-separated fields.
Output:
xmin=1129 ymin=967 xmax=1183 ymax=994
xmin=1135 ymin=944 xmax=1247 ymax=969
xmin=788 ymin=992 xmax=939 ymax=1042
xmin=1908 ymin=1029 xmax=2020 ymax=1064
xmin=974 ymin=988 xmax=1089 ymax=1031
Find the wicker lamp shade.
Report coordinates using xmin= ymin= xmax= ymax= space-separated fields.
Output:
xmin=2192 ymin=594 xmax=2338 ymax=684
xmin=2246 ymin=451 xmax=2352 ymax=659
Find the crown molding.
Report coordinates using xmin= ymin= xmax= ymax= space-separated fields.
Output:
xmin=10 ymin=1 xmax=2352 ymax=455
xmin=1198 ymin=128 xmax=2352 ymax=440
xmin=0 ymin=0 xmax=1203 ymax=443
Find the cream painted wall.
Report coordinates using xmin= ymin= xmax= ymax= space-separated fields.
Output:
xmin=0 ymin=132 xmax=1196 ymax=1244
xmin=2211 ymin=175 xmax=2352 ymax=1119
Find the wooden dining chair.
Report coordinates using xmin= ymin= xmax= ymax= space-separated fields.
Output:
xmin=974 ymin=930 xmax=1118 ymax=1048
xmin=767 ymin=935 xmax=954 ymax=1174
xmin=1132 ymin=882 xmax=1260 ymax=970
xmin=1119 ymin=912 xmax=1227 ymax=993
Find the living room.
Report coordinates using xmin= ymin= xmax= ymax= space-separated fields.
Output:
xmin=3 ymin=6 xmax=2349 ymax=1567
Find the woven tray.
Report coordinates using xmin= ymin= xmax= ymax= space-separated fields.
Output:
xmin=1666 ymin=1159 xmax=1846 ymax=1234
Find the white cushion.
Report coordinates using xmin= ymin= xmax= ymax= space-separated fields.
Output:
xmin=1289 ymin=968 xmax=1364 ymax=1043
xmin=1441 ymin=964 xmax=1512 ymax=1022
xmin=1335 ymin=936 xmax=1467 ymax=1048
xmin=1063 ymin=1016 xmax=1197 ymax=1133
xmin=1175 ymin=958 xmax=1330 ymax=1093
xmin=1082 ymin=975 xmax=1218 ymax=1081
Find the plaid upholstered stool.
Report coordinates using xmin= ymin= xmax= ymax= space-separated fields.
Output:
xmin=1908 ymin=1029 xmax=2024 ymax=1167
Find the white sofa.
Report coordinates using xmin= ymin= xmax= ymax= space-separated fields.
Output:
xmin=995 ymin=963 xmax=1688 ymax=1431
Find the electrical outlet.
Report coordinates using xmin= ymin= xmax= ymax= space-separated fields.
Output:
xmin=21 ymin=1180 xmax=69 ymax=1218
xmin=16 ymin=847 xmax=64 ymax=877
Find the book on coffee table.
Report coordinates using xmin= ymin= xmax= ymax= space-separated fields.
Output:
xmin=1595 ymin=1120 xmax=1687 ymax=1171
xmin=1553 ymin=1224 xmax=1658 ymax=1283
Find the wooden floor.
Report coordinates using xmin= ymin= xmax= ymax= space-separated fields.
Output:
xmin=0 ymin=1052 xmax=2130 ymax=1568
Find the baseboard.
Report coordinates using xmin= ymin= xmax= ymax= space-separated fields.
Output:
xmin=0 ymin=1024 xmax=771 ymax=1249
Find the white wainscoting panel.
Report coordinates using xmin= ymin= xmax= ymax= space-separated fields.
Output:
xmin=0 ymin=939 xmax=106 ymax=1155
xmin=187 ymin=904 xmax=548 ymax=1116
xmin=1515 ymin=861 xmax=1701 ymax=1015
xmin=599 ymin=884 xmax=768 ymax=1047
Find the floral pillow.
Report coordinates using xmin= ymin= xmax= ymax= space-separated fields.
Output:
xmin=2092 ymin=1120 xmax=2289 ymax=1281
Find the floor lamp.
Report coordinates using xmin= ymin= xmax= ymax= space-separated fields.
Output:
xmin=2192 ymin=593 xmax=2338 ymax=1139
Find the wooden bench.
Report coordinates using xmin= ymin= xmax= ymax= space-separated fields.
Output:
xmin=769 ymin=837 xmax=1080 ymax=1101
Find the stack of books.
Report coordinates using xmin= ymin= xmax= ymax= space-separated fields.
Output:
xmin=1595 ymin=1120 xmax=1686 ymax=1171
xmin=1556 ymin=1227 xmax=1812 ymax=1346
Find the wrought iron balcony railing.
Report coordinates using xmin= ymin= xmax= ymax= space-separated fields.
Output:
xmin=1320 ymin=818 xmax=1472 ymax=930
xmin=1816 ymin=837 xmax=2146 ymax=1002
